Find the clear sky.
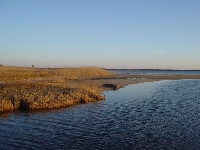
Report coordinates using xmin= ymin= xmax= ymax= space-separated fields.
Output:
xmin=0 ymin=0 xmax=200 ymax=69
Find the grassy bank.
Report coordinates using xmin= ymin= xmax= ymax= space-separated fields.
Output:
xmin=0 ymin=66 xmax=112 ymax=82
xmin=0 ymin=66 xmax=112 ymax=112
xmin=2 ymin=66 xmax=200 ymax=113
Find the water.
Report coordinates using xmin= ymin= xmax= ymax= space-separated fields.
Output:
xmin=108 ymin=69 xmax=200 ymax=75
xmin=1 ymin=80 xmax=200 ymax=149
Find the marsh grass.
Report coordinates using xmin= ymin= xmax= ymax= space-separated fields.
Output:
xmin=0 ymin=82 xmax=105 ymax=112
xmin=0 ymin=66 xmax=111 ymax=112
xmin=0 ymin=66 xmax=112 ymax=82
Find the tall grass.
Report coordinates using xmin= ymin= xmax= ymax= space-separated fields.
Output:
xmin=0 ymin=66 xmax=112 ymax=112
xmin=0 ymin=66 xmax=112 ymax=82
xmin=55 ymin=67 xmax=112 ymax=77
xmin=0 ymin=82 xmax=105 ymax=112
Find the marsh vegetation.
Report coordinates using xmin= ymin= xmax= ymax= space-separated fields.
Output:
xmin=2 ymin=66 xmax=200 ymax=113
xmin=0 ymin=66 xmax=112 ymax=112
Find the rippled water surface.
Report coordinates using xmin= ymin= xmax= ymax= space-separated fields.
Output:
xmin=1 ymin=80 xmax=200 ymax=149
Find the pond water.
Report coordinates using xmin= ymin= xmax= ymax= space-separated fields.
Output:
xmin=1 ymin=80 xmax=200 ymax=149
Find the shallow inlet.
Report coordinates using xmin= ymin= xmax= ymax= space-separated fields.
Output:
xmin=1 ymin=80 xmax=200 ymax=149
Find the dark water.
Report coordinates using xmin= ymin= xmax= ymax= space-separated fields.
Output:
xmin=108 ymin=69 xmax=200 ymax=75
xmin=1 ymin=80 xmax=200 ymax=149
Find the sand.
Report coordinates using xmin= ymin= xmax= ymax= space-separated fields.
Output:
xmin=80 ymin=74 xmax=200 ymax=91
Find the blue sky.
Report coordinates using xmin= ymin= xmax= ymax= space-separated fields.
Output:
xmin=0 ymin=0 xmax=200 ymax=69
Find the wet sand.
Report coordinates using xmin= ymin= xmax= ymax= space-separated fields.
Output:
xmin=80 ymin=74 xmax=200 ymax=91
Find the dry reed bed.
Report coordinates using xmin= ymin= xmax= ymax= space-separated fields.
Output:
xmin=0 ymin=66 xmax=112 ymax=82
xmin=0 ymin=82 xmax=105 ymax=112
xmin=0 ymin=66 xmax=112 ymax=112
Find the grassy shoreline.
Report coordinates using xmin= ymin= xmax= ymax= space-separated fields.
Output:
xmin=1 ymin=66 xmax=200 ymax=113
xmin=0 ymin=66 xmax=112 ymax=112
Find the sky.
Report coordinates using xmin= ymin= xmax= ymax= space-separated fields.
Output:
xmin=0 ymin=0 xmax=200 ymax=69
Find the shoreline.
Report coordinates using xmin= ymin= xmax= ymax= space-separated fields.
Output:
xmin=1 ymin=74 xmax=200 ymax=114
xmin=93 ymin=74 xmax=200 ymax=92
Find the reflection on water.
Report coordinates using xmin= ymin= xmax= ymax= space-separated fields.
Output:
xmin=1 ymin=80 xmax=200 ymax=149
xmin=0 ymin=107 xmax=74 ymax=118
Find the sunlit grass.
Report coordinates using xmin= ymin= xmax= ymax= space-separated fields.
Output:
xmin=0 ymin=66 xmax=112 ymax=112
xmin=0 ymin=82 xmax=105 ymax=112
xmin=0 ymin=66 xmax=112 ymax=82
